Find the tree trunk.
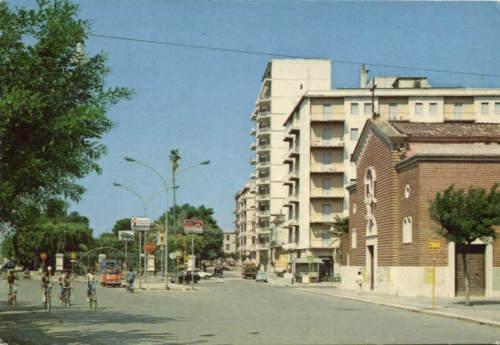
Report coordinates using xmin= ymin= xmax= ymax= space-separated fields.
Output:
xmin=462 ymin=248 xmax=471 ymax=306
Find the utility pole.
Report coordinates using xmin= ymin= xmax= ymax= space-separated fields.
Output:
xmin=370 ymin=83 xmax=378 ymax=119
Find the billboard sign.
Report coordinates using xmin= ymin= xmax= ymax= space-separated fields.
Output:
xmin=183 ymin=219 xmax=203 ymax=234
xmin=119 ymin=230 xmax=135 ymax=241
xmin=131 ymin=217 xmax=150 ymax=232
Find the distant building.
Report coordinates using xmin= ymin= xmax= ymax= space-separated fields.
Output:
xmin=342 ymin=119 xmax=500 ymax=297
xmin=222 ymin=232 xmax=237 ymax=256
xmin=234 ymin=180 xmax=257 ymax=262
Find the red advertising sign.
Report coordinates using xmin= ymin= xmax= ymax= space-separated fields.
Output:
xmin=143 ymin=243 xmax=156 ymax=253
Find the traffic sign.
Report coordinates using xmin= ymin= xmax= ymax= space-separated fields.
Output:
xmin=131 ymin=217 xmax=150 ymax=231
xmin=428 ymin=240 xmax=441 ymax=250
xmin=119 ymin=230 xmax=135 ymax=241
xmin=143 ymin=242 xmax=156 ymax=253
xmin=40 ymin=252 xmax=47 ymax=261
xmin=169 ymin=252 xmax=177 ymax=260
xmin=184 ymin=219 xmax=203 ymax=234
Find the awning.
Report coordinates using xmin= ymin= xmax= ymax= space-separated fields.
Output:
xmin=293 ymin=258 xmax=324 ymax=264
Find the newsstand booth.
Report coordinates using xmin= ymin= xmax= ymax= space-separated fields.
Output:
xmin=292 ymin=258 xmax=324 ymax=283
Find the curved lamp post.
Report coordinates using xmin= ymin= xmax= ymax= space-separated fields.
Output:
xmin=124 ymin=156 xmax=171 ymax=287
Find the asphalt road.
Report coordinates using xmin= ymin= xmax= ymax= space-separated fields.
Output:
xmin=0 ymin=276 xmax=499 ymax=345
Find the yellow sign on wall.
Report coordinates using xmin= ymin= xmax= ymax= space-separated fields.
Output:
xmin=278 ymin=254 xmax=288 ymax=269
xmin=427 ymin=240 xmax=441 ymax=250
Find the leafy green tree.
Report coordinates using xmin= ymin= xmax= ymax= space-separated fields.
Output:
xmin=430 ymin=184 xmax=500 ymax=305
xmin=0 ymin=0 xmax=132 ymax=233
xmin=4 ymin=200 xmax=95 ymax=268
xmin=331 ymin=215 xmax=349 ymax=236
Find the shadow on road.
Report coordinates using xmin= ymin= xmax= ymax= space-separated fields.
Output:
xmin=0 ymin=306 xmax=189 ymax=345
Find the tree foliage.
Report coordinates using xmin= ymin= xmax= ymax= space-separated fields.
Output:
xmin=430 ymin=184 xmax=499 ymax=244
xmin=2 ymin=199 xmax=94 ymax=268
xmin=0 ymin=0 xmax=132 ymax=231
xmin=331 ymin=215 xmax=349 ymax=236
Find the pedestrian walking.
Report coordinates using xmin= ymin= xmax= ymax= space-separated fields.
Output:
xmin=356 ymin=271 xmax=363 ymax=294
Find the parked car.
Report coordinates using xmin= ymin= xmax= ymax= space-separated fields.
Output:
xmin=188 ymin=268 xmax=212 ymax=280
xmin=241 ymin=263 xmax=258 ymax=279
xmin=256 ymin=271 xmax=268 ymax=283
xmin=1 ymin=261 xmax=22 ymax=272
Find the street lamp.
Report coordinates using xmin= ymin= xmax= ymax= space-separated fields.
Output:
xmin=124 ymin=156 xmax=171 ymax=288
xmin=113 ymin=182 xmax=148 ymax=288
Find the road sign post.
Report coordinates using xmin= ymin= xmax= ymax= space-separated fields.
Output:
xmin=184 ymin=220 xmax=203 ymax=291
xmin=427 ymin=239 xmax=441 ymax=309
xmin=131 ymin=218 xmax=150 ymax=289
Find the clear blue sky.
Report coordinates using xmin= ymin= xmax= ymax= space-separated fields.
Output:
xmin=8 ymin=1 xmax=500 ymax=234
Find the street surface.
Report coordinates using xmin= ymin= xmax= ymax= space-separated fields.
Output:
xmin=0 ymin=275 xmax=499 ymax=345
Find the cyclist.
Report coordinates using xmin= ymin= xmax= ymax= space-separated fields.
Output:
xmin=7 ymin=270 xmax=17 ymax=291
xmin=126 ymin=268 xmax=135 ymax=292
xmin=58 ymin=271 xmax=66 ymax=303
xmin=41 ymin=269 xmax=51 ymax=306
xmin=62 ymin=271 xmax=71 ymax=305
xmin=86 ymin=269 xmax=97 ymax=302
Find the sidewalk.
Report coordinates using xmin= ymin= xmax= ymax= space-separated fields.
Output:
xmin=268 ymin=277 xmax=500 ymax=328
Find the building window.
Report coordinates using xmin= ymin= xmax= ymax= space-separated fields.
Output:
xmin=350 ymin=128 xmax=359 ymax=141
xmin=351 ymin=228 xmax=357 ymax=249
xmin=454 ymin=104 xmax=463 ymax=119
xmin=402 ymin=217 xmax=413 ymax=243
xmin=323 ymin=104 xmax=332 ymax=119
xmin=364 ymin=103 xmax=372 ymax=116
xmin=322 ymin=152 xmax=332 ymax=165
xmin=415 ymin=103 xmax=423 ymax=116
xmin=322 ymin=204 xmax=332 ymax=221
xmin=404 ymin=184 xmax=411 ymax=199
xmin=389 ymin=103 xmax=398 ymax=120
xmin=226 ymin=235 xmax=230 ymax=241
xmin=322 ymin=178 xmax=331 ymax=196
xmin=323 ymin=127 xmax=332 ymax=141
xmin=225 ymin=244 xmax=230 ymax=250
xmin=481 ymin=102 xmax=489 ymax=115
xmin=495 ymin=102 xmax=500 ymax=115
xmin=351 ymin=103 xmax=359 ymax=116
xmin=429 ymin=103 xmax=438 ymax=116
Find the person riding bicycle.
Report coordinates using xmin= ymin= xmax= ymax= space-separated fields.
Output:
xmin=41 ymin=269 xmax=51 ymax=304
xmin=61 ymin=271 xmax=71 ymax=303
xmin=58 ymin=271 xmax=66 ymax=300
xmin=86 ymin=270 xmax=97 ymax=301
xmin=7 ymin=270 xmax=17 ymax=297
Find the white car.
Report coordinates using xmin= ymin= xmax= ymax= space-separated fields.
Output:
xmin=189 ymin=268 xmax=212 ymax=279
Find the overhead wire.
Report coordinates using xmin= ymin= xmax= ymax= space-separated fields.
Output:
xmin=89 ymin=33 xmax=500 ymax=80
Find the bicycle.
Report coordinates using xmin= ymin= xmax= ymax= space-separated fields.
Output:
xmin=88 ymin=283 xmax=97 ymax=310
xmin=60 ymin=286 xmax=71 ymax=308
xmin=7 ymin=285 xmax=17 ymax=307
xmin=43 ymin=284 xmax=52 ymax=312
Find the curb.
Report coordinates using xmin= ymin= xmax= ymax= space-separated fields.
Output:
xmin=295 ymin=288 xmax=500 ymax=329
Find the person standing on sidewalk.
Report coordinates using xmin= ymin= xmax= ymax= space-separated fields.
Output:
xmin=356 ymin=271 xmax=363 ymax=294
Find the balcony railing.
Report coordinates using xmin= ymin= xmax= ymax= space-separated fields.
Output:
xmin=250 ymin=127 xmax=256 ymax=136
xmin=443 ymin=112 xmax=476 ymax=122
xmin=257 ymin=243 xmax=270 ymax=250
xmin=256 ymin=144 xmax=271 ymax=152
xmin=250 ymin=142 xmax=256 ymax=150
xmin=310 ymin=163 xmax=344 ymax=173
xmin=310 ymin=113 xmax=345 ymax=122
xmin=256 ymin=193 xmax=270 ymax=201
xmin=257 ymin=126 xmax=271 ymax=135
xmin=310 ymin=188 xmax=344 ymax=198
xmin=282 ymin=242 xmax=297 ymax=250
xmin=250 ymin=156 xmax=257 ymax=165
xmin=310 ymin=138 xmax=344 ymax=148
xmin=257 ymin=160 xmax=271 ymax=169
xmin=256 ymin=176 xmax=270 ymax=185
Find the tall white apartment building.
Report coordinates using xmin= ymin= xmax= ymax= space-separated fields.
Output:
xmin=234 ymin=178 xmax=256 ymax=262
xmin=249 ymin=59 xmax=332 ymax=270
xmin=280 ymin=68 xmax=500 ymax=278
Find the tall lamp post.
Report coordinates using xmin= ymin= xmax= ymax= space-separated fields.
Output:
xmin=124 ymin=156 xmax=171 ymax=288
xmin=113 ymin=182 xmax=147 ymax=289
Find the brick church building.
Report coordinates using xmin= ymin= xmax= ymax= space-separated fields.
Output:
xmin=341 ymin=119 xmax=500 ymax=298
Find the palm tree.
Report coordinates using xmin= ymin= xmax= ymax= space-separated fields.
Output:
xmin=331 ymin=215 xmax=349 ymax=236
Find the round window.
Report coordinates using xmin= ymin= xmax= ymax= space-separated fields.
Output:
xmin=404 ymin=184 xmax=411 ymax=199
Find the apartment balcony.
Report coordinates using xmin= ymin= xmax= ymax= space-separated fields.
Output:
xmin=257 ymin=227 xmax=271 ymax=236
xmin=256 ymin=144 xmax=271 ymax=153
xmin=282 ymin=147 xmax=299 ymax=164
xmin=285 ymin=194 xmax=299 ymax=205
xmin=286 ymin=170 xmax=299 ymax=181
xmin=249 ymin=172 xmax=256 ymax=180
xmin=310 ymin=237 xmax=341 ymax=249
xmin=256 ymin=193 xmax=270 ymax=201
xmin=250 ymin=156 xmax=257 ymax=165
xmin=257 ymin=126 xmax=271 ymax=136
xmin=310 ymin=138 xmax=344 ymax=148
xmin=256 ymin=243 xmax=270 ymax=250
xmin=256 ymin=160 xmax=271 ymax=169
xmin=257 ymin=111 xmax=271 ymax=122
xmin=310 ymin=113 xmax=345 ymax=122
xmin=250 ymin=127 xmax=257 ymax=136
xmin=256 ymin=175 xmax=270 ymax=185
xmin=285 ymin=123 xmax=300 ymax=136
xmin=250 ymin=111 xmax=257 ymax=121
xmin=310 ymin=213 xmax=343 ymax=225
xmin=282 ymin=242 xmax=297 ymax=251
xmin=310 ymin=163 xmax=344 ymax=173
xmin=250 ymin=142 xmax=256 ymax=150
xmin=310 ymin=188 xmax=345 ymax=199
xmin=257 ymin=209 xmax=271 ymax=218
